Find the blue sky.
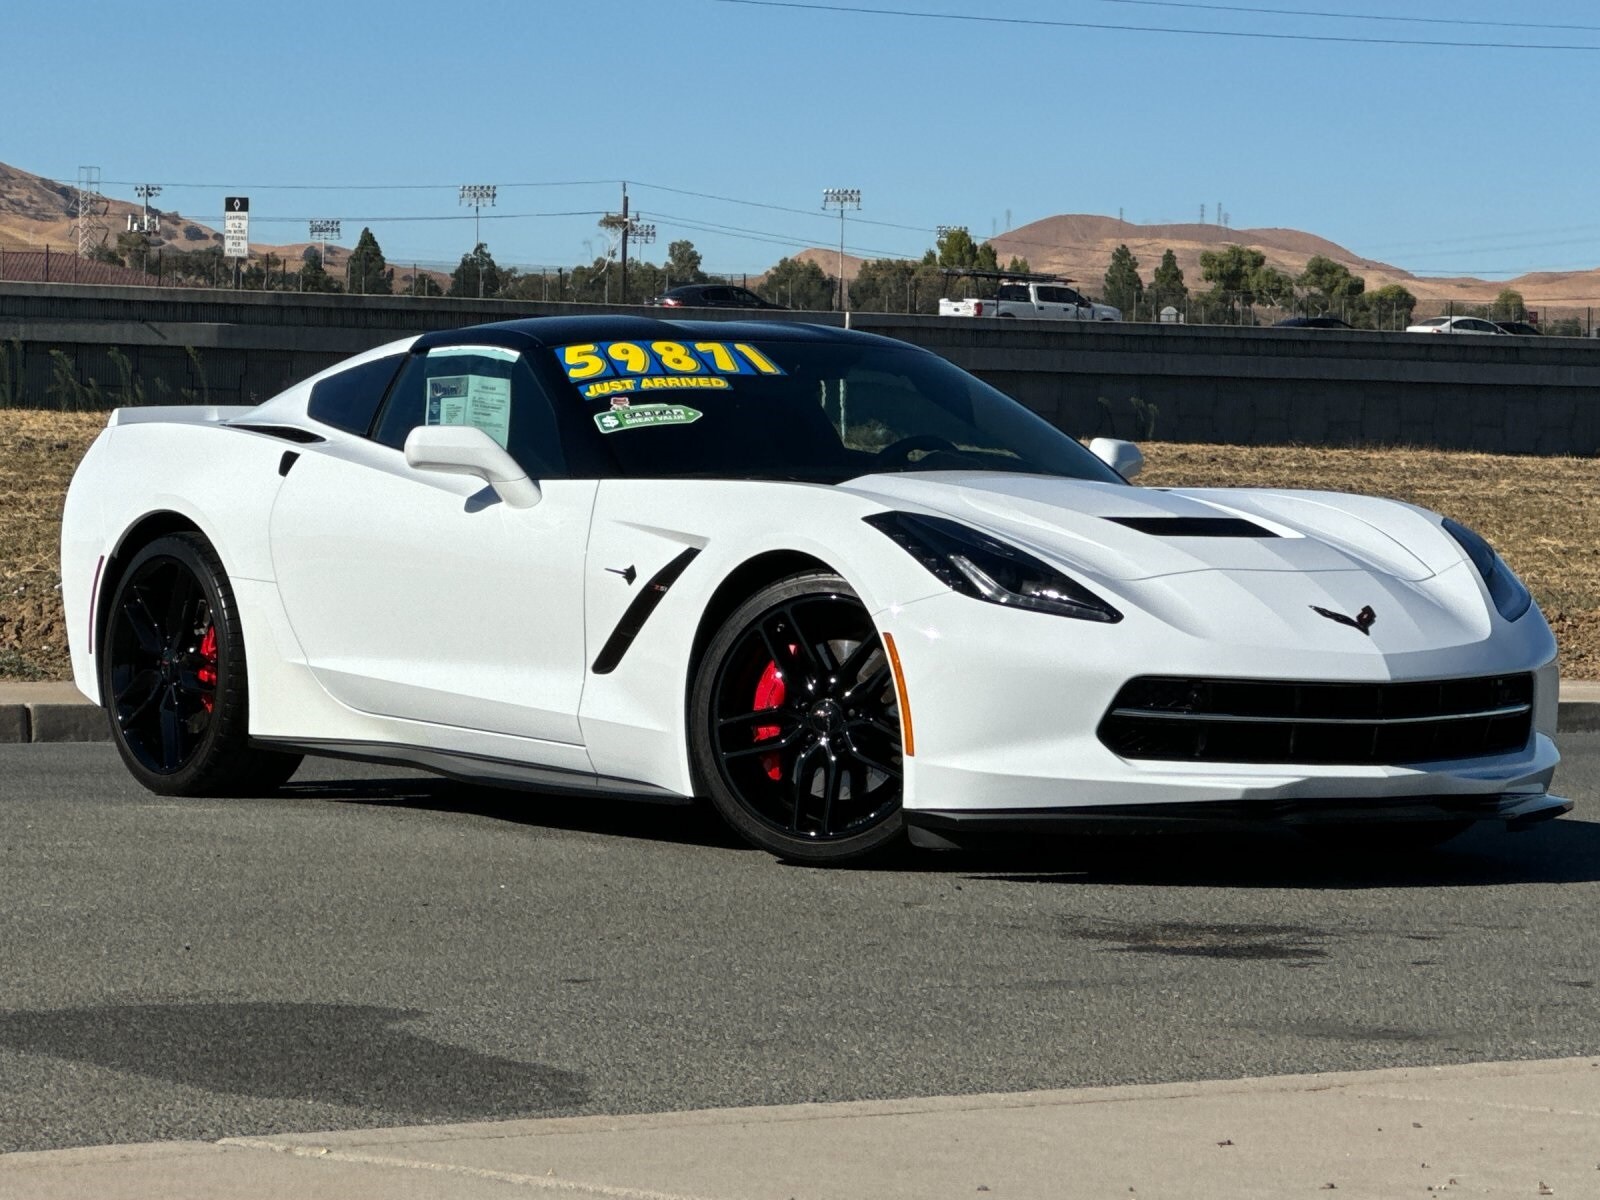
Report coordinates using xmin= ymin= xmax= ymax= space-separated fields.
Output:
xmin=6 ymin=0 xmax=1598 ymax=279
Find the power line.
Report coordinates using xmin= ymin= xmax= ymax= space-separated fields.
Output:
xmin=61 ymin=178 xmax=618 ymax=192
xmin=630 ymin=180 xmax=933 ymax=234
xmin=247 ymin=210 xmax=607 ymax=224
xmin=713 ymin=0 xmax=1600 ymax=50
xmin=1093 ymin=0 xmax=1600 ymax=34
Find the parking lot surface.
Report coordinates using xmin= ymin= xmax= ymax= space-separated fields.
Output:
xmin=1 ymin=736 xmax=1597 ymax=1154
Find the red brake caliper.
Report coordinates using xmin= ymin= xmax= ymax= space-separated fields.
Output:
xmin=752 ymin=653 xmax=792 ymax=781
xmin=197 ymin=625 xmax=218 ymax=713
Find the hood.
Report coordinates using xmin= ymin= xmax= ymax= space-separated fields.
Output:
xmin=839 ymin=473 xmax=1512 ymax=658
xmin=839 ymin=473 xmax=1446 ymax=583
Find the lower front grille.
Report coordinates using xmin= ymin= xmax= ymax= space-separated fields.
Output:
xmin=1098 ymin=673 xmax=1534 ymax=765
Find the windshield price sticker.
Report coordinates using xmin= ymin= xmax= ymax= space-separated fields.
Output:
xmin=593 ymin=403 xmax=704 ymax=434
xmin=581 ymin=375 xmax=730 ymax=400
xmin=559 ymin=340 xmax=784 ymax=385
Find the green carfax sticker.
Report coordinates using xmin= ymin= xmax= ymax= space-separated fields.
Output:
xmin=593 ymin=403 xmax=704 ymax=434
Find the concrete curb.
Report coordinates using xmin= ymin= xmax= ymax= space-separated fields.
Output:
xmin=4 ymin=1055 xmax=1599 ymax=1200
xmin=3 ymin=685 xmax=1600 ymax=743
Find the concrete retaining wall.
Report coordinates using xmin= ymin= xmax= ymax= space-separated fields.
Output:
xmin=3 ymin=283 xmax=1598 ymax=454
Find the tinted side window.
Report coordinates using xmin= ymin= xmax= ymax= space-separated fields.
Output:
xmin=996 ymin=284 xmax=1029 ymax=302
xmin=306 ymin=354 xmax=404 ymax=435
xmin=373 ymin=349 xmax=567 ymax=477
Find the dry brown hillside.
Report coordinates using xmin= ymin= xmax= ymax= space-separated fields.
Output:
xmin=775 ymin=213 xmax=1600 ymax=307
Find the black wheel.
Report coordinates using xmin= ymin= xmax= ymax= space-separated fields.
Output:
xmin=691 ymin=572 xmax=904 ymax=864
xmin=1298 ymin=820 xmax=1474 ymax=856
xmin=100 ymin=533 xmax=302 ymax=796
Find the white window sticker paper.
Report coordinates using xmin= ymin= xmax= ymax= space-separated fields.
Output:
xmin=425 ymin=368 xmax=512 ymax=449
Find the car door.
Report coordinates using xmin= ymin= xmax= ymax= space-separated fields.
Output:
xmin=268 ymin=345 xmax=596 ymax=753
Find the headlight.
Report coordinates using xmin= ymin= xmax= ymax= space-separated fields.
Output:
xmin=1442 ymin=517 xmax=1531 ymax=622
xmin=864 ymin=511 xmax=1122 ymax=623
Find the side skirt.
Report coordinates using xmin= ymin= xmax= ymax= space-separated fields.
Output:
xmin=251 ymin=737 xmax=695 ymax=804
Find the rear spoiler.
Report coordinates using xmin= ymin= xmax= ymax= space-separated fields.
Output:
xmin=108 ymin=405 xmax=258 ymax=428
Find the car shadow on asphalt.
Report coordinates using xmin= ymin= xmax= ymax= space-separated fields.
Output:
xmin=941 ymin=818 xmax=1600 ymax=889
xmin=273 ymin=770 xmax=752 ymax=851
xmin=264 ymin=759 xmax=1600 ymax=884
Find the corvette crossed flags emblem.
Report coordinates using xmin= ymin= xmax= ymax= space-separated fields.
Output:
xmin=1310 ymin=604 xmax=1377 ymax=636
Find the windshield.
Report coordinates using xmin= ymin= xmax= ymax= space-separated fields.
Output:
xmin=546 ymin=338 xmax=1125 ymax=485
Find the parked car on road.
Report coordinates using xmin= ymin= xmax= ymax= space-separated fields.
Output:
xmin=1404 ymin=316 xmax=1507 ymax=335
xmin=650 ymin=284 xmax=786 ymax=310
xmin=61 ymin=316 xmax=1567 ymax=863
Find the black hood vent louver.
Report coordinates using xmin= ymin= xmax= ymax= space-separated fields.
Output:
xmin=1106 ymin=516 xmax=1278 ymax=538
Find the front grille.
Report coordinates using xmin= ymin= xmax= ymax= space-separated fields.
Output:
xmin=1098 ymin=673 xmax=1534 ymax=765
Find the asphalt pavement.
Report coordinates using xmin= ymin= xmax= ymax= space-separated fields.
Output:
xmin=1 ymin=734 xmax=1597 ymax=1165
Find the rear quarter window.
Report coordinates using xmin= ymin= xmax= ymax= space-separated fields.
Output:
xmin=307 ymin=355 xmax=405 ymax=435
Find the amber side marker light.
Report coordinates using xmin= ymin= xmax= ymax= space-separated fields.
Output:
xmin=881 ymin=631 xmax=915 ymax=757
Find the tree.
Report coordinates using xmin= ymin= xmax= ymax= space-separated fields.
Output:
xmin=1490 ymin=288 xmax=1526 ymax=320
xmin=665 ymin=239 xmax=707 ymax=286
xmin=298 ymin=247 xmax=342 ymax=293
xmin=1148 ymin=248 xmax=1188 ymax=316
xmin=345 ymin=227 xmax=393 ymax=295
xmin=1296 ymin=254 xmax=1365 ymax=316
xmin=851 ymin=258 xmax=921 ymax=314
xmin=1197 ymin=244 xmax=1271 ymax=321
xmin=399 ymin=270 xmax=443 ymax=297
xmin=1103 ymin=244 xmax=1144 ymax=319
xmin=1365 ymin=283 xmax=1416 ymax=330
xmin=242 ymin=252 xmax=290 ymax=290
xmin=1252 ymin=266 xmax=1297 ymax=310
xmin=449 ymin=242 xmax=502 ymax=298
xmin=761 ymin=257 xmax=833 ymax=310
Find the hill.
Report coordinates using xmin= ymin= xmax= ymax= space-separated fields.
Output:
xmin=0 ymin=161 xmax=357 ymax=273
xmin=779 ymin=214 xmax=1600 ymax=308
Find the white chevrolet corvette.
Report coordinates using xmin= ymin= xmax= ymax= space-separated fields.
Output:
xmin=60 ymin=316 xmax=1566 ymax=862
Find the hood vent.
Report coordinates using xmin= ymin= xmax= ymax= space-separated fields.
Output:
xmin=1106 ymin=516 xmax=1278 ymax=538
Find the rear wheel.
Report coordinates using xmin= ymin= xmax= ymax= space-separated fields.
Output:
xmin=100 ymin=533 xmax=302 ymax=796
xmin=691 ymin=573 xmax=904 ymax=864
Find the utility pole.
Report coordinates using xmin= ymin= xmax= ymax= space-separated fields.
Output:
xmin=601 ymin=182 xmax=653 ymax=305
xmin=822 ymin=188 xmax=861 ymax=313
xmin=458 ymin=184 xmax=497 ymax=297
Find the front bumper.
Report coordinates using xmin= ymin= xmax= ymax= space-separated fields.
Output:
xmin=906 ymin=788 xmax=1571 ymax=848
xmin=878 ymin=586 xmax=1562 ymax=819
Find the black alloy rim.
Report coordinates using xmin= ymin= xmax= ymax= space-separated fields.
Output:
xmin=106 ymin=556 xmax=218 ymax=774
xmin=710 ymin=593 xmax=903 ymax=841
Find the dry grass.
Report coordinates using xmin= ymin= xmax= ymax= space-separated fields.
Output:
xmin=2 ymin=413 xmax=1597 ymax=680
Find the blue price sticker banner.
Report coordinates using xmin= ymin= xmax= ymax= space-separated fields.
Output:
xmin=557 ymin=340 xmax=784 ymax=386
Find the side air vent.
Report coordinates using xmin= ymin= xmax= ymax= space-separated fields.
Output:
xmin=1105 ymin=517 xmax=1277 ymax=538
xmin=227 ymin=423 xmax=327 ymax=444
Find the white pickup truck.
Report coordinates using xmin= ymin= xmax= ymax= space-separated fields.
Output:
xmin=940 ymin=280 xmax=1121 ymax=322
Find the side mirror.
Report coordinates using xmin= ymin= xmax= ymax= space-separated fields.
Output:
xmin=1089 ymin=437 xmax=1144 ymax=481
xmin=404 ymin=425 xmax=542 ymax=509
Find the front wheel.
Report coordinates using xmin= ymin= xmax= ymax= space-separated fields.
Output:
xmin=690 ymin=572 xmax=905 ymax=864
xmin=100 ymin=533 xmax=303 ymax=796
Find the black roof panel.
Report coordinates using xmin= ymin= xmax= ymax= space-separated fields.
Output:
xmin=413 ymin=315 xmax=914 ymax=354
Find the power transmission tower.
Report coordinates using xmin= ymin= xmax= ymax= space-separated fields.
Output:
xmin=76 ymin=166 xmax=108 ymax=256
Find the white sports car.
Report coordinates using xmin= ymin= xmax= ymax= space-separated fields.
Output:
xmin=60 ymin=316 xmax=1567 ymax=863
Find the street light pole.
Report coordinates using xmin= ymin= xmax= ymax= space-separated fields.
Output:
xmin=822 ymin=188 xmax=861 ymax=314
xmin=309 ymin=218 xmax=340 ymax=288
xmin=458 ymin=184 xmax=497 ymax=297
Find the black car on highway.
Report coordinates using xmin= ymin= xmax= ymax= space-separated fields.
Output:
xmin=650 ymin=284 xmax=787 ymax=310
xmin=1274 ymin=315 xmax=1354 ymax=330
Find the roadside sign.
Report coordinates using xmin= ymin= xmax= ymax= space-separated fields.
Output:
xmin=223 ymin=196 xmax=249 ymax=259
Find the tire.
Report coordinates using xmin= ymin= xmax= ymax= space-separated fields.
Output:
xmin=690 ymin=572 xmax=905 ymax=864
xmin=99 ymin=532 xmax=303 ymax=796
